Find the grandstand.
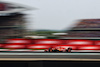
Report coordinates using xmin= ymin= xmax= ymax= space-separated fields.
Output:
xmin=0 ymin=1 xmax=31 ymax=43
xmin=61 ymin=19 xmax=100 ymax=39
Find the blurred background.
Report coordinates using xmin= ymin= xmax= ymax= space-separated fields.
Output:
xmin=1 ymin=0 xmax=100 ymax=42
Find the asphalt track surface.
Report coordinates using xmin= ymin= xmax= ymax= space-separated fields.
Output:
xmin=0 ymin=52 xmax=100 ymax=60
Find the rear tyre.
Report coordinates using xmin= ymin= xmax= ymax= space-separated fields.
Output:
xmin=67 ymin=48 xmax=72 ymax=53
xmin=68 ymin=49 xmax=71 ymax=53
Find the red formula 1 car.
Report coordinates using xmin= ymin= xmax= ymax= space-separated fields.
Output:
xmin=44 ymin=47 xmax=72 ymax=53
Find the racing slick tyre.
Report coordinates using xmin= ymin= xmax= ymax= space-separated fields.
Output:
xmin=48 ymin=48 xmax=52 ymax=52
xmin=67 ymin=48 xmax=72 ymax=53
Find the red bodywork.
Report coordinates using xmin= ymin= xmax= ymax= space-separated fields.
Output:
xmin=44 ymin=47 xmax=66 ymax=52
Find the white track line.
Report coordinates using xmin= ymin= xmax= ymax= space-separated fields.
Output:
xmin=0 ymin=53 xmax=100 ymax=55
xmin=0 ymin=58 xmax=100 ymax=61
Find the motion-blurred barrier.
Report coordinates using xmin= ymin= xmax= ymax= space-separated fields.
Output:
xmin=26 ymin=44 xmax=52 ymax=49
xmin=3 ymin=44 xmax=26 ymax=49
xmin=1 ymin=38 xmax=100 ymax=52
xmin=6 ymin=38 xmax=32 ymax=45
xmin=65 ymin=40 xmax=93 ymax=45
xmin=33 ymin=39 xmax=63 ymax=45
